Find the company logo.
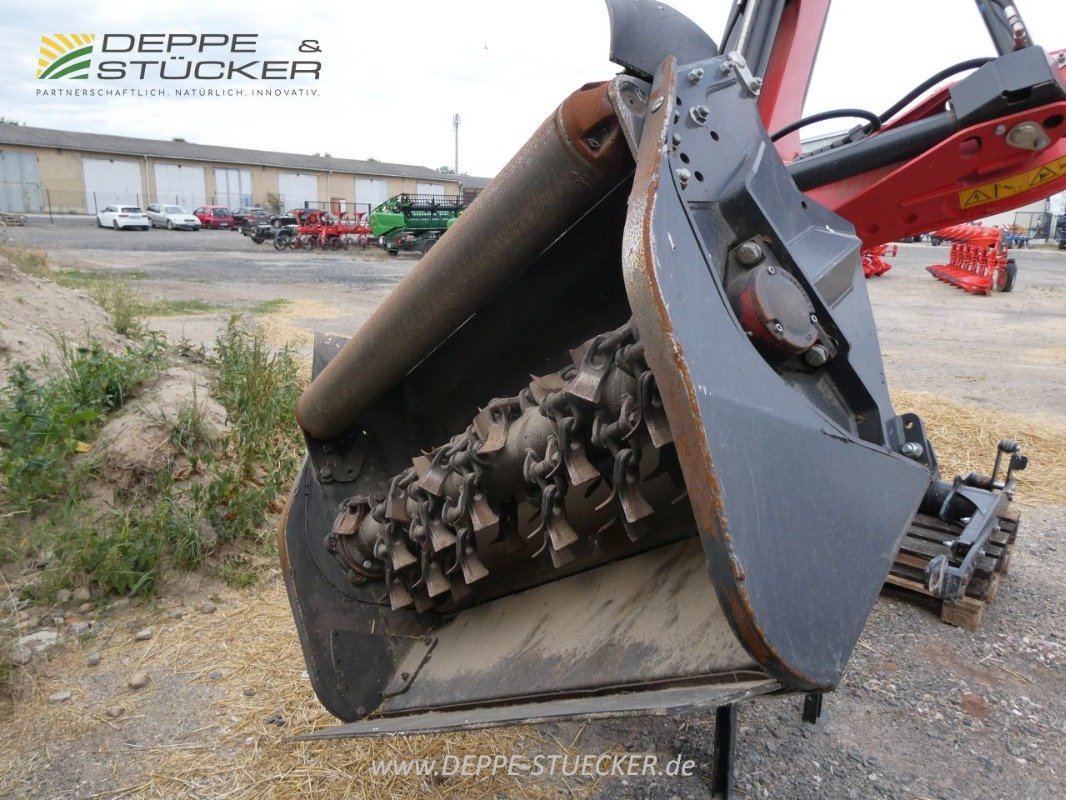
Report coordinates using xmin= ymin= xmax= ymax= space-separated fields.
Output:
xmin=37 ymin=34 xmax=96 ymax=80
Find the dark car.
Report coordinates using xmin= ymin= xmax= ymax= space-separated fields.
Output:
xmin=193 ymin=206 xmax=235 ymax=229
xmin=233 ymin=207 xmax=271 ymax=229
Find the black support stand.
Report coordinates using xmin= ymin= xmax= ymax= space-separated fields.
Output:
xmin=802 ymin=691 xmax=824 ymax=725
xmin=802 ymin=690 xmax=831 ymax=733
xmin=711 ymin=703 xmax=737 ymax=799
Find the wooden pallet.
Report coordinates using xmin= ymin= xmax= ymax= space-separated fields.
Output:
xmin=0 ymin=213 xmax=27 ymax=226
xmin=882 ymin=505 xmax=1020 ymax=630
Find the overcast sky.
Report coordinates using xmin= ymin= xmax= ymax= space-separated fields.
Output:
xmin=3 ymin=1 xmax=1064 ymax=178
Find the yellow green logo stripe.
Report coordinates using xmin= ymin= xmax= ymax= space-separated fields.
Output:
xmin=37 ymin=34 xmax=95 ymax=80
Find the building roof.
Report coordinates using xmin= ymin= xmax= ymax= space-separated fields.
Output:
xmin=0 ymin=124 xmax=456 ymax=182
xmin=458 ymin=174 xmax=492 ymax=189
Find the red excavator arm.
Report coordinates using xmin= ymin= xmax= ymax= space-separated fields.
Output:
xmin=755 ymin=0 xmax=1066 ymax=247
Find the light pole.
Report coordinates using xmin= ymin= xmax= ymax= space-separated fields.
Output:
xmin=453 ymin=113 xmax=461 ymax=176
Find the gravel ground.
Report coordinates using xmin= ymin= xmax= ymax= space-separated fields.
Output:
xmin=4 ymin=215 xmax=415 ymax=352
xmin=5 ymin=214 xmax=411 ymax=283
xmin=4 ymin=218 xmax=1065 ymax=798
xmin=565 ymin=504 xmax=1065 ymax=800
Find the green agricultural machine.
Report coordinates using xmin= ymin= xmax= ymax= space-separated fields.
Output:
xmin=368 ymin=193 xmax=466 ymax=255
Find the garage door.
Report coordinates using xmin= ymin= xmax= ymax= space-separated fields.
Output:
xmin=278 ymin=172 xmax=318 ymax=210
xmin=0 ymin=151 xmax=43 ymax=212
xmin=215 ymin=168 xmax=252 ymax=209
xmin=355 ymin=178 xmax=389 ymax=213
xmin=416 ymin=182 xmax=447 ymax=198
xmin=154 ymin=163 xmax=206 ymax=209
xmin=83 ymin=158 xmax=143 ymax=212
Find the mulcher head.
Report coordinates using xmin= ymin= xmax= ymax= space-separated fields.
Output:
xmin=281 ymin=1 xmax=939 ymax=737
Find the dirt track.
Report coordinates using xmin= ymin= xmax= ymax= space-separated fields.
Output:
xmin=2 ymin=225 xmax=1064 ymax=799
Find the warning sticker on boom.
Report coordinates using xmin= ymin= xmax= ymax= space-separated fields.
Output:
xmin=959 ymin=155 xmax=1066 ymax=209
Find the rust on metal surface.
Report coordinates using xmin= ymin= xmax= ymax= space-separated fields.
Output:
xmin=619 ymin=56 xmax=806 ymax=686
xmin=558 ymin=80 xmax=632 ymax=173
xmin=296 ymin=81 xmax=634 ymax=442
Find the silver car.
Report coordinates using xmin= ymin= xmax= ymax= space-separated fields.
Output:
xmin=146 ymin=203 xmax=202 ymax=230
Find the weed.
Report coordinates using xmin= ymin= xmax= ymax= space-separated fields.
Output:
xmin=1 ymin=314 xmax=299 ymax=603
xmin=146 ymin=482 xmax=208 ymax=570
xmin=248 ymin=298 xmax=291 ymax=315
xmin=205 ymin=317 xmax=301 ymax=542
xmin=56 ymin=509 xmax=162 ymax=597
xmin=54 ymin=334 xmax=166 ymax=412
xmin=90 ymin=282 xmax=147 ymax=338
xmin=0 ymin=248 xmax=145 ymax=292
xmin=169 ymin=394 xmax=213 ymax=458
xmin=0 ymin=364 xmax=99 ymax=505
xmin=217 ymin=553 xmax=262 ymax=588
xmin=0 ymin=246 xmax=47 ymax=276
xmin=0 ymin=336 xmax=167 ymax=509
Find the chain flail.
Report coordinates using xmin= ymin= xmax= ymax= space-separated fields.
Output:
xmin=329 ymin=320 xmax=678 ymax=611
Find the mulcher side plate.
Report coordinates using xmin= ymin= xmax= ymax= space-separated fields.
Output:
xmin=622 ymin=54 xmax=930 ymax=688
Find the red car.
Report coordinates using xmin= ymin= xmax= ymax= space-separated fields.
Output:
xmin=193 ymin=205 xmax=235 ymax=229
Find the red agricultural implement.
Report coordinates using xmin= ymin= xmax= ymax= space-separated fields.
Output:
xmin=273 ymin=209 xmax=372 ymax=251
xmin=861 ymin=244 xmax=896 ymax=277
xmin=927 ymin=224 xmax=1017 ymax=294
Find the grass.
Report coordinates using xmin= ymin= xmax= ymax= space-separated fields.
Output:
xmin=0 ymin=623 xmax=16 ymax=697
xmin=143 ymin=298 xmax=221 ymax=316
xmin=0 ymin=317 xmax=303 ymax=621
xmin=0 ymin=316 xmax=301 ymax=603
xmin=169 ymin=395 xmax=214 ymax=458
xmin=56 ymin=508 xmax=163 ymax=597
xmin=217 ymin=553 xmax=264 ymax=588
xmin=0 ymin=247 xmax=47 ymax=275
xmin=87 ymin=282 xmax=147 ymax=338
xmin=53 ymin=268 xmax=147 ymax=287
xmin=0 ymin=248 xmax=145 ymax=288
xmin=1 ymin=252 xmax=305 ymax=695
xmin=4 ymin=248 xmax=150 ymax=337
xmin=248 ymin=298 xmax=291 ymax=315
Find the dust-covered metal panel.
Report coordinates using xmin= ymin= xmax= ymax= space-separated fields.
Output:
xmin=0 ymin=151 xmax=43 ymax=213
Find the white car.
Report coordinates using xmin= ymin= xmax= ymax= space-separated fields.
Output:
xmin=96 ymin=205 xmax=150 ymax=231
xmin=146 ymin=203 xmax=201 ymax=230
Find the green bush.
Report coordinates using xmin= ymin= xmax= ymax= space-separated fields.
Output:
xmin=0 ymin=364 xmax=98 ymax=504
xmin=0 ymin=337 xmax=167 ymax=508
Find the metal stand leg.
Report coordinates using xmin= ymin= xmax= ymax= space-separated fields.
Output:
xmin=802 ymin=691 xmax=823 ymax=725
xmin=711 ymin=703 xmax=737 ymax=800
xmin=802 ymin=690 xmax=829 ymax=732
